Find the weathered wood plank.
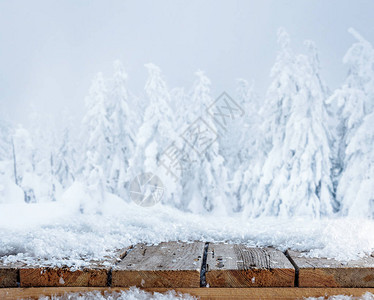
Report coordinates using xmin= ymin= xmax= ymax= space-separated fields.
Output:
xmin=0 ymin=266 xmax=18 ymax=287
xmin=287 ymin=250 xmax=374 ymax=287
xmin=0 ymin=260 xmax=25 ymax=287
xmin=2 ymin=287 xmax=374 ymax=300
xmin=20 ymin=266 xmax=109 ymax=287
xmin=112 ymin=241 xmax=205 ymax=288
xmin=205 ymin=244 xmax=295 ymax=287
xmin=19 ymin=248 xmax=129 ymax=287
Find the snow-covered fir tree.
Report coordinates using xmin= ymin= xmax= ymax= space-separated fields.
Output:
xmin=332 ymin=28 xmax=374 ymax=217
xmin=180 ymin=71 xmax=229 ymax=214
xmin=81 ymin=72 xmax=111 ymax=208
xmin=0 ymin=123 xmax=24 ymax=204
xmin=106 ymin=61 xmax=136 ymax=198
xmin=129 ymin=63 xmax=179 ymax=204
xmin=12 ymin=125 xmax=35 ymax=203
xmin=130 ymin=63 xmax=175 ymax=172
xmin=0 ymin=118 xmax=12 ymax=162
xmin=253 ymin=29 xmax=335 ymax=217
xmin=171 ymin=87 xmax=187 ymax=129
xmin=54 ymin=110 xmax=77 ymax=190
xmin=229 ymin=79 xmax=264 ymax=213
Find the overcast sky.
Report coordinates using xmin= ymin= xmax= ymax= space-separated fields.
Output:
xmin=1 ymin=0 xmax=374 ymax=126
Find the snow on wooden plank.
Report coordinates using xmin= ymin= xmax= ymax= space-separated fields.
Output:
xmin=287 ymin=250 xmax=374 ymax=287
xmin=205 ymin=243 xmax=295 ymax=287
xmin=111 ymin=241 xmax=205 ymax=288
xmin=20 ymin=267 xmax=109 ymax=287
xmin=19 ymin=248 xmax=129 ymax=287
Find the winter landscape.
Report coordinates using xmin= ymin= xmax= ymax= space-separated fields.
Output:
xmin=1 ymin=1 xmax=374 ymax=299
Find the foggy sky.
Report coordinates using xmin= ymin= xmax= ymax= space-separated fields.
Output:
xmin=1 ymin=0 xmax=374 ymax=127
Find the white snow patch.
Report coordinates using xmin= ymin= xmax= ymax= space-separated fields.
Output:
xmin=37 ymin=287 xmax=196 ymax=299
xmin=1 ymin=193 xmax=374 ymax=267
xmin=305 ymin=292 xmax=374 ymax=300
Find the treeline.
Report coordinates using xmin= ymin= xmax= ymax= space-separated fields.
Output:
xmin=0 ymin=28 xmax=373 ymax=218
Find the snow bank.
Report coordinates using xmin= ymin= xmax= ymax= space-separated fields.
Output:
xmin=1 ymin=191 xmax=374 ymax=267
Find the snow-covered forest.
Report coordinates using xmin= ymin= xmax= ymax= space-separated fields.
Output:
xmin=1 ymin=27 xmax=374 ymax=219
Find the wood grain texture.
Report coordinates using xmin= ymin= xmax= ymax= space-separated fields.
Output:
xmin=20 ymin=266 xmax=108 ymax=287
xmin=18 ymin=247 xmax=130 ymax=287
xmin=0 ymin=266 xmax=18 ymax=287
xmin=112 ymin=241 xmax=205 ymax=288
xmin=0 ymin=261 xmax=25 ymax=287
xmin=19 ymin=248 xmax=128 ymax=287
xmin=287 ymin=250 xmax=374 ymax=287
xmin=2 ymin=287 xmax=374 ymax=300
xmin=206 ymin=244 xmax=295 ymax=287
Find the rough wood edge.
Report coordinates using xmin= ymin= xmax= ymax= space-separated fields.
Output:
xmin=111 ymin=269 xmax=201 ymax=288
xmin=19 ymin=267 xmax=109 ymax=287
xmin=205 ymin=268 xmax=295 ymax=288
xmin=299 ymin=267 xmax=374 ymax=288
xmin=0 ymin=268 xmax=18 ymax=288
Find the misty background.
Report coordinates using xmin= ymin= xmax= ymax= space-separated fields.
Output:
xmin=1 ymin=0 xmax=374 ymax=126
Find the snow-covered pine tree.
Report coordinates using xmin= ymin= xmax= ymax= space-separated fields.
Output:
xmin=219 ymin=79 xmax=254 ymax=170
xmin=54 ymin=110 xmax=77 ymax=190
xmin=253 ymin=29 xmax=335 ymax=217
xmin=107 ymin=61 xmax=136 ymax=198
xmin=180 ymin=71 xmax=229 ymax=214
xmin=12 ymin=124 xmax=35 ymax=203
xmin=0 ymin=118 xmax=24 ymax=204
xmin=81 ymin=72 xmax=111 ymax=208
xmin=0 ymin=118 xmax=12 ymax=162
xmin=229 ymin=79 xmax=264 ymax=213
xmin=27 ymin=110 xmax=59 ymax=202
xmin=171 ymin=87 xmax=187 ymax=129
xmin=129 ymin=63 xmax=178 ymax=204
xmin=332 ymin=29 xmax=374 ymax=217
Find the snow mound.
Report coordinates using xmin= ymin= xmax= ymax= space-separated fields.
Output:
xmin=1 ymin=193 xmax=374 ymax=267
xmin=38 ymin=287 xmax=196 ymax=300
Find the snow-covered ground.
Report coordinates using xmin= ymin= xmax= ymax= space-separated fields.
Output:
xmin=1 ymin=189 xmax=374 ymax=268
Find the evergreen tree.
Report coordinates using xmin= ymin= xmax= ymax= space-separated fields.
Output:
xmin=253 ymin=30 xmax=335 ymax=217
xmin=55 ymin=111 xmax=77 ymax=189
xmin=332 ymin=29 xmax=374 ymax=217
xmin=180 ymin=71 xmax=229 ymax=214
xmin=229 ymin=79 xmax=264 ymax=213
xmin=0 ymin=119 xmax=12 ymax=161
xmin=107 ymin=61 xmax=135 ymax=198
xmin=81 ymin=72 xmax=111 ymax=207
xmin=12 ymin=125 xmax=35 ymax=203
xmin=129 ymin=64 xmax=178 ymax=205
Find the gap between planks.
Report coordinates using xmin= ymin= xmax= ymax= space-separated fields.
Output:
xmin=286 ymin=250 xmax=374 ymax=288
